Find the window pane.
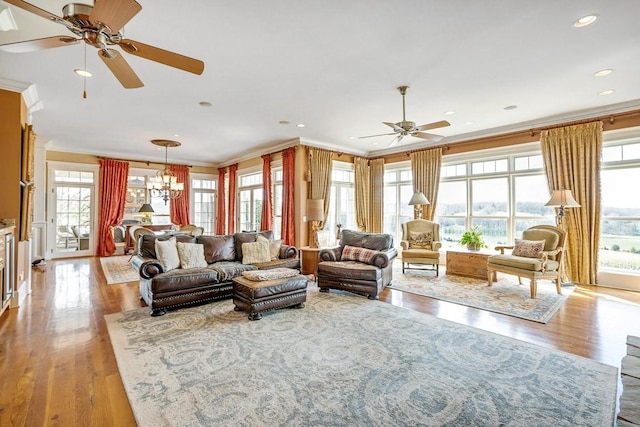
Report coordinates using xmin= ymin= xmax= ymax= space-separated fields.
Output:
xmin=471 ymin=178 xmax=508 ymax=216
xmin=623 ymin=143 xmax=640 ymax=160
xmin=600 ymin=220 xmax=640 ymax=272
xmin=601 ymin=169 xmax=640 ymax=216
xmin=471 ymin=218 xmax=507 ymax=248
xmin=435 ymin=181 xmax=467 ymax=217
xmin=514 ymin=175 xmax=554 ymax=217
xmin=439 ymin=217 xmax=466 ymax=250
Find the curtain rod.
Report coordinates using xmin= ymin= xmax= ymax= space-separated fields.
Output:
xmin=97 ymin=155 xmax=193 ymax=168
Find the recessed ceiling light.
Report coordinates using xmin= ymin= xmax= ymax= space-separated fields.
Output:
xmin=348 ymin=136 xmax=356 ymax=140
xmin=173 ymin=134 xmax=180 ymax=137
xmin=372 ymin=142 xmax=378 ymax=145
xmin=199 ymin=101 xmax=212 ymax=107
xmin=465 ymin=121 xmax=474 ymax=125
xmin=278 ymin=120 xmax=290 ymax=125
xmin=74 ymin=68 xmax=92 ymax=77
xmin=504 ymin=105 xmax=518 ymax=110
xmin=296 ymin=124 xmax=305 ymax=128
xmin=598 ymin=89 xmax=615 ymax=96
xmin=573 ymin=14 xmax=598 ymax=28
xmin=444 ymin=111 xmax=455 ymax=115
xmin=594 ymin=69 xmax=613 ymax=77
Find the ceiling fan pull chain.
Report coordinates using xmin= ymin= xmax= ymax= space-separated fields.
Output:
xmin=83 ymin=43 xmax=88 ymax=99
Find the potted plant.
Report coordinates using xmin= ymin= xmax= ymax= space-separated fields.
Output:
xmin=459 ymin=226 xmax=487 ymax=251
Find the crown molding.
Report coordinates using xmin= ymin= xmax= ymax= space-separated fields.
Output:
xmin=0 ymin=76 xmax=43 ymax=118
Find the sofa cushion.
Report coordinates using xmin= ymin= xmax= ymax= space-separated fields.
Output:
xmin=317 ymin=260 xmax=381 ymax=282
xmin=512 ymin=239 xmax=545 ymax=258
xmin=234 ymin=231 xmax=274 ymax=261
xmin=155 ymin=237 xmax=180 ymax=271
xmin=341 ymin=245 xmax=377 ymax=264
xmin=210 ymin=261 xmax=258 ymax=282
xmin=150 ymin=267 xmax=219 ymax=294
xmin=242 ymin=240 xmax=271 ymax=264
xmin=251 ymin=258 xmax=301 ymax=270
xmin=140 ymin=234 xmax=196 ymax=259
xmin=340 ymin=229 xmax=393 ymax=251
xmin=197 ymin=235 xmax=236 ymax=263
xmin=177 ymin=242 xmax=208 ymax=269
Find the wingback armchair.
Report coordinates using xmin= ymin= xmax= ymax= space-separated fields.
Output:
xmin=486 ymin=225 xmax=567 ymax=298
xmin=400 ymin=219 xmax=442 ymax=275
xmin=317 ymin=229 xmax=398 ymax=300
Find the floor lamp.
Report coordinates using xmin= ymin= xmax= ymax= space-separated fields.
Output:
xmin=408 ymin=191 xmax=430 ymax=219
xmin=306 ymin=199 xmax=324 ymax=248
xmin=544 ymin=189 xmax=580 ymax=230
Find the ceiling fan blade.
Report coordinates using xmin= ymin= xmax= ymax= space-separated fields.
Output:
xmin=413 ymin=132 xmax=444 ymax=142
xmin=98 ymin=48 xmax=144 ymax=88
xmin=416 ymin=120 xmax=451 ymax=132
xmin=3 ymin=0 xmax=63 ymax=23
xmin=0 ymin=36 xmax=79 ymax=53
xmin=90 ymin=0 xmax=142 ymax=32
xmin=383 ymin=121 xmax=403 ymax=132
xmin=119 ymin=39 xmax=205 ymax=75
xmin=358 ymin=132 xmax=397 ymax=139
xmin=388 ymin=135 xmax=403 ymax=148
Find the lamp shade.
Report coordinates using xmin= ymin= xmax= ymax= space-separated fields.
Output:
xmin=139 ymin=203 xmax=155 ymax=213
xmin=544 ymin=190 xmax=580 ymax=208
xmin=306 ymin=199 xmax=324 ymax=221
xmin=408 ymin=191 xmax=430 ymax=206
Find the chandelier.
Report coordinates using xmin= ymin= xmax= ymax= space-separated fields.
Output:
xmin=146 ymin=139 xmax=184 ymax=204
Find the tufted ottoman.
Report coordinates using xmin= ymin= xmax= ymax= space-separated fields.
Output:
xmin=232 ymin=269 xmax=308 ymax=320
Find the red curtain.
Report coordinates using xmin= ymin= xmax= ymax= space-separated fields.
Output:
xmin=216 ymin=167 xmax=226 ymax=235
xmin=96 ymin=159 xmax=129 ymax=257
xmin=281 ymin=147 xmax=296 ymax=246
xmin=260 ymin=154 xmax=272 ymax=231
xmin=169 ymin=165 xmax=190 ymax=226
xmin=227 ymin=164 xmax=238 ymax=234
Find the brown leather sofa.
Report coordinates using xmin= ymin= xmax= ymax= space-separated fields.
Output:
xmin=317 ymin=230 xmax=397 ymax=300
xmin=131 ymin=231 xmax=299 ymax=316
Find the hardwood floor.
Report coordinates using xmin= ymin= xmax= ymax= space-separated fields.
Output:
xmin=1 ymin=257 xmax=639 ymax=426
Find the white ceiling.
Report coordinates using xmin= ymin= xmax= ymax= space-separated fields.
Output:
xmin=1 ymin=0 xmax=639 ymax=167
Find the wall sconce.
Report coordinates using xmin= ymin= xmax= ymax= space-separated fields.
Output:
xmin=544 ymin=189 xmax=580 ymax=229
xmin=408 ymin=191 xmax=430 ymax=219
xmin=306 ymin=199 xmax=324 ymax=248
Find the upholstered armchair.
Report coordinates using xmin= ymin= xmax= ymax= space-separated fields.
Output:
xmin=400 ymin=219 xmax=442 ymax=275
xmin=486 ymin=225 xmax=567 ymax=298
xmin=179 ymin=224 xmax=205 ymax=236
xmin=317 ymin=229 xmax=398 ymax=300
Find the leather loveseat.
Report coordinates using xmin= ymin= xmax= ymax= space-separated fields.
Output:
xmin=131 ymin=231 xmax=299 ymax=316
xmin=317 ymin=229 xmax=397 ymax=300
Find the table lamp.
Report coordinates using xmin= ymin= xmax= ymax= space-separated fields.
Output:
xmin=408 ymin=191 xmax=430 ymax=219
xmin=306 ymin=199 xmax=324 ymax=248
xmin=544 ymin=189 xmax=580 ymax=229
xmin=138 ymin=203 xmax=154 ymax=224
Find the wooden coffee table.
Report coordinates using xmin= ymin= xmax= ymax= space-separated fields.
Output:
xmin=446 ymin=249 xmax=496 ymax=281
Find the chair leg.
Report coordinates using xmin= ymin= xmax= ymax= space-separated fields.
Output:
xmin=555 ymin=277 xmax=562 ymax=295
xmin=530 ymin=279 xmax=537 ymax=298
xmin=435 ymin=263 xmax=439 ymax=276
xmin=402 ymin=262 xmax=405 ymax=274
xmin=487 ymin=269 xmax=493 ymax=287
xmin=517 ymin=276 xmax=523 ymax=285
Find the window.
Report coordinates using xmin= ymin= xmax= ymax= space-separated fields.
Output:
xmin=192 ymin=176 xmax=216 ymax=235
xmin=238 ymin=172 xmax=262 ymax=232
xmin=123 ymin=169 xmax=170 ymax=224
xmin=383 ymin=166 xmax=413 ymax=245
xmin=325 ymin=162 xmax=356 ymax=238
xmin=600 ymin=140 xmax=640 ymax=273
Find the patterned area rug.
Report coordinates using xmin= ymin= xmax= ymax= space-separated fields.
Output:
xmin=390 ymin=262 xmax=575 ymax=323
xmin=99 ymin=256 xmax=138 ymax=285
xmin=105 ymin=287 xmax=617 ymax=426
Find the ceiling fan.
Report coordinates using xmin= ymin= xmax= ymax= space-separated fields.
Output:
xmin=0 ymin=0 xmax=204 ymax=89
xmin=359 ymin=86 xmax=450 ymax=147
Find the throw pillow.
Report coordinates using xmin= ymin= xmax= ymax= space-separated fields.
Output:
xmin=242 ymin=268 xmax=299 ymax=281
xmin=155 ymin=237 xmax=180 ymax=271
xmin=341 ymin=245 xmax=377 ymax=264
xmin=242 ymin=240 xmax=271 ymax=264
xmin=512 ymin=239 xmax=546 ymax=258
xmin=176 ymin=242 xmax=208 ymax=269
xmin=408 ymin=231 xmax=432 ymax=249
xmin=269 ymin=239 xmax=283 ymax=261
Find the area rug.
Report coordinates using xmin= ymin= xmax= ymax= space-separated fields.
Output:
xmin=105 ymin=287 xmax=617 ymax=426
xmin=389 ymin=262 xmax=575 ymax=323
xmin=99 ymin=256 xmax=137 ymax=285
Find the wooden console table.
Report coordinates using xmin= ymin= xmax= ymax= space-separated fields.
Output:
xmin=446 ymin=249 xmax=496 ymax=281
xmin=124 ymin=224 xmax=175 ymax=252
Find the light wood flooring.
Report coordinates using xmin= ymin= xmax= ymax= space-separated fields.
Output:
xmin=0 ymin=257 xmax=639 ymax=426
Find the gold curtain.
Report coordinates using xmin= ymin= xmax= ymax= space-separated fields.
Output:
xmin=540 ymin=121 xmax=602 ymax=285
xmin=308 ymin=147 xmax=333 ymax=230
xmin=354 ymin=157 xmax=370 ymax=231
xmin=369 ymin=158 xmax=385 ymax=232
xmin=409 ymin=147 xmax=442 ymax=220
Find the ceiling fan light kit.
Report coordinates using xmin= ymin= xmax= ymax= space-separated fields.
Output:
xmin=359 ymin=85 xmax=450 ymax=147
xmin=1 ymin=0 xmax=205 ymax=90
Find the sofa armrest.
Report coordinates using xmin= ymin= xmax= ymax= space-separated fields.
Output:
xmin=137 ymin=259 xmax=165 ymax=279
xmin=400 ymin=240 xmax=409 ymax=250
xmin=433 ymin=241 xmax=442 ymax=251
xmin=319 ymin=246 xmax=341 ymax=261
xmin=279 ymin=244 xmax=298 ymax=259
xmin=369 ymin=247 xmax=398 ymax=268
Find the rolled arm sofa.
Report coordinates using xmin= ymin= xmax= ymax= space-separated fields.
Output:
xmin=131 ymin=231 xmax=299 ymax=316
xmin=317 ymin=229 xmax=397 ymax=300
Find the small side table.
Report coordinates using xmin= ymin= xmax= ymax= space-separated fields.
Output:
xmin=299 ymin=246 xmax=321 ymax=278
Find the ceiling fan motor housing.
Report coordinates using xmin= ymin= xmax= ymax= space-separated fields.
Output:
xmin=398 ymin=121 xmax=416 ymax=132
